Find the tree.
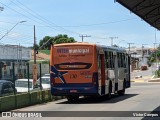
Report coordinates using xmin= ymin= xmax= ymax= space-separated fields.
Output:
xmin=39 ymin=34 xmax=76 ymax=50
xmin=39 ymin=36 xmax=54 ymax=50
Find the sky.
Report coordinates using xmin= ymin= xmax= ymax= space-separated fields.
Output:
xmin=0 ymin=0 xmax=159 ymax=48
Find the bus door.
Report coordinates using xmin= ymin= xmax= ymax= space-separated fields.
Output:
xmin=125 ymin=54 xmax=131 ymax=88
xmin=113 ymin=51 xmax=118 ymax=91
xmin=99 ymin=50 xmax=105 ymax=95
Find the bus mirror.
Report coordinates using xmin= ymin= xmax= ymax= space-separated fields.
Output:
xmin=113 ymin=51 xmax=117 ymax=56
xmin=99 ymin=49 xmax=104 ymax=54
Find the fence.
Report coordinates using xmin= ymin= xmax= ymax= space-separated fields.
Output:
xmin=0 ymin=62 xmax=50 ymax=92
xmin=0 ymin=62 xmax=63 ymax=111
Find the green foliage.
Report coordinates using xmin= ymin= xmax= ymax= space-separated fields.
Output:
xmin=150 ymin=57 xmax=155 ymax=62
xmin=39 ymin=34 xmax=76 ymax=50
xmin=155 ymin=70 xmax=160 ymax=78
xmin=39 ymin=36 xmax=53 ymax=50
xmin=39 ymin=50 xmax=50 ymax=55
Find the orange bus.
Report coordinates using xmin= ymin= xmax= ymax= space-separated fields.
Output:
xmin=50 ymin=43 xmax=130 ymax=102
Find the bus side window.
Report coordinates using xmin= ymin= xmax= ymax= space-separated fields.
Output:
xmin=108 ymin=52 xmax=111 ymax=68
xmin=124 ymin=54 xmax=126 ymax=67
xmin=105 ymin=51 xmax=109 ymax=68
xmin=120 ymin=53 xmax=123 ymax=67
xmin=98 ymin=54 xmax=101 ymax=68
xmin=118 ymin=53 xmax=120 ymax=68
xmin=111 ymin=52 xmax=114 ymax=68
xmin=122 ymin=53 xmax=125 ymax=67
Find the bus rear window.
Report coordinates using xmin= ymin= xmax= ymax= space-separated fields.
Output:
xmin=53 ymin=45 xmax=94 ymax=70
xmin=54 ymin=62 xmax=92 ymax=70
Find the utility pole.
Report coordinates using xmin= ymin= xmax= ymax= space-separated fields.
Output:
xmin=127 ymin=43 xmax=134 ymax=54
xmin=153 ymin=42 xmax=158 ymax=65
xmin=34 ymin=25 xmax=36 ymax=64
xmin=142 ymin=44 xmax=148 ymax=58
xmin=79 ymin=35 xmax=91 ymax=42
xmin=154 ymin=28 xmax=158 ymax=66
xmin=33 ymin=25 xmax=37 ymax=86
xmin=109 ymin=37 xmax=118 ymax=46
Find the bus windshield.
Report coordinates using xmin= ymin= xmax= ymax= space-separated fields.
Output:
xmin=53 ymin=45 xmax=94 ymax=70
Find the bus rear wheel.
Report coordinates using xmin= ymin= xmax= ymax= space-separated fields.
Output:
xmin=66 ymin=96 xmax=79 ymax=102
xmin=118 ymin=81 xmax=125 ymax=96
xmin=106 ymin=82 xmax=112 ymax=99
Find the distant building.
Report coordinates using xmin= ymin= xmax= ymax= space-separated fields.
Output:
xmin=0 ymin=44 xmax=31 ymax=80
xmin=0 ymin=44 xmax=31 ymax=61
xmin=126 ymin=46 xmax=151 ymax=70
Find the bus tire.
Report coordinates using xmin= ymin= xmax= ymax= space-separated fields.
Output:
xmin=66 ymin=96 xmax=79 ymax=102
xmin=106 ymin=81 xmax=112 ymax=99
xmin=118 ymin=80 xmax=125 ymax=96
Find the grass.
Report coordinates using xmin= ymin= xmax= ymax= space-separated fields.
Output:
xmin=39 ymin=50 xmax=50 ymax=55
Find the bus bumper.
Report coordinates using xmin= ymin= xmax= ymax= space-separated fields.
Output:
xmin=51 ymin=86 xmax=98 ymax=96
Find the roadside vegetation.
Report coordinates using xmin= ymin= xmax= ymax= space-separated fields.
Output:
xmin=39 ymin=50 xmax=50 ymax=55
xmin=38 ymin=34 xmax=76 ymax=50
xmin=149 ymin=45 xmax=160 ymax=63
xmin=31 ymin=34 xmax=76 ymax=55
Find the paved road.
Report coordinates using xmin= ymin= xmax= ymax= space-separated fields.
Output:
xmin=131 ymin=67 xmax=153 ymax=79
xmin=2 ymin=82 xmax=160 ymax=120
xmin=130 ymin=64 xmax=160 ymax=82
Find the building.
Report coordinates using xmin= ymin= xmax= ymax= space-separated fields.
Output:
xmin=126 ymin=46 xmax=151 ymax=70
xmin=0 ymin=44 xmax=31 ymax=80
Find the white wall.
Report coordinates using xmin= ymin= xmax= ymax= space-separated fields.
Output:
xmin=0 ymin=45 xmax=31 ymax=60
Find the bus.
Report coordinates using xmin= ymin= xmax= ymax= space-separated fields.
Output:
xmin=50 ymin=43 xmax=130 ymax=102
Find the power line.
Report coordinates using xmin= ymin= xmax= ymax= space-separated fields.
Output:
xmin=13 ymin=0 xmax=80 ymax=35
xmin=0 ymin=18 xmax=138 ymax=28
xmin=0 ymin=1 xmax=140 ymax=44
xmin=8 ymin=1 xmax=138 ymax=36
xmin=10 ymin=1 xmax=45 ymax=25
xmin=0 ymin=1 xmax=44 ymax=25
xmin=59 ymin=18 xmax=138 ymax=27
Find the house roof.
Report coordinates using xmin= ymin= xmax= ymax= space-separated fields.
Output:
xmin=116 ymin=0 xmax=160 ymax=30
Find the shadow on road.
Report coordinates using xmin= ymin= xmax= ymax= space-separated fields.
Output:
xmin=57 ymin=94 xmax=138 ymax=104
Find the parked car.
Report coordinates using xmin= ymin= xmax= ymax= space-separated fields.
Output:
xmin=15 ymin=79 xmax=39 ymax=93
xmin=0 ymin=80 xmax=16 ymax=97
xmin=38 ymin=76 xmax=50 ymax=89
xmin=141 ymin=65 xmax=148 ymax=70
xmin=42 ymin=74 xmax=50 ymax=77
xmin=140 ymin=63 xmax=148 ymax=71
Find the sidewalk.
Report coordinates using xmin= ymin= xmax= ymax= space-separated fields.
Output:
xmin=131 ymin=75 xmax=160 ymax=83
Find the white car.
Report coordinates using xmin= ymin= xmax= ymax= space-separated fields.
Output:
xmin=38 ymin=76 xmax=50 ymax=89
xmin=42 ymin=74 xmax=50 ymax=77
xmin=15 ymin=79 xmax=39 ymax=93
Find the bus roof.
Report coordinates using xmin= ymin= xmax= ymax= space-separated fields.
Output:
xmin=53 ymin=42 xmax=126 ymax=53
xmin=53 ymin=42 xmax=95 ymax=47
xmin=97 ymin=45 xmax=126 ymax=53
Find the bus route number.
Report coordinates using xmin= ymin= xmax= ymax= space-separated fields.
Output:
xmin=70 ymin=74 xmax=77 ymax=79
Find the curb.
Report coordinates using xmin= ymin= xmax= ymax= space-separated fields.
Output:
xmin=148 ymin=78 xmax=160 ymax=82
xmin=131 ymin=79 xmax=147 ymax=83
xmin=131 ymin=78 xmax=160 ymax=83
